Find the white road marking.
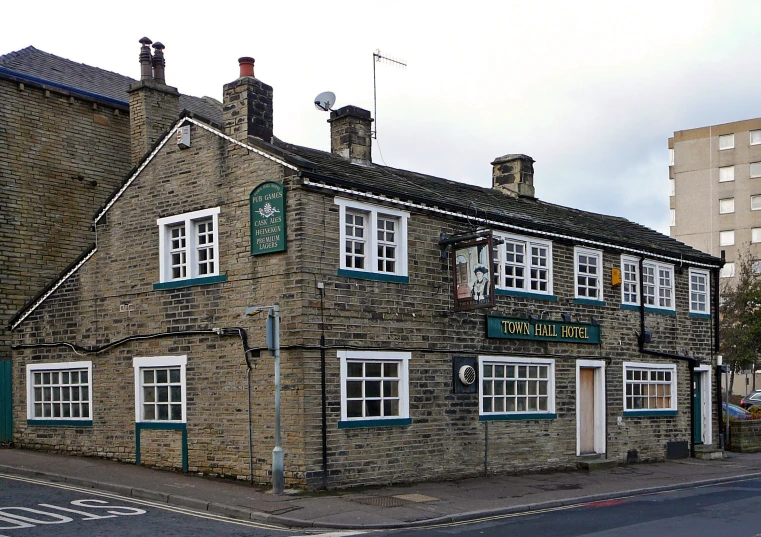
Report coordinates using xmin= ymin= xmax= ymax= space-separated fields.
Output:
xmin=0 ymin=473 xmax=286 ymax=531
xmin=293 ymin=533 xmax=368 ymax=537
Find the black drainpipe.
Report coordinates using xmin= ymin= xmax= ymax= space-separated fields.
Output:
xmin=638 ymin=258 xmax=696 ymax=459
xmin=713 ymin=266 xmax=723 ymax=448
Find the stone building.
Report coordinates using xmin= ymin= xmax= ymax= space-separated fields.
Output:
xmin=7 ymin=45 xmax=724 ymax=489
xmin=0 ymin=41 xmax=222 ymax=442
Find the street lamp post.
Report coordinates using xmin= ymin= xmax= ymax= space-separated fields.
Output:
xmin=245 ymin=302 xmax=284 ymax=494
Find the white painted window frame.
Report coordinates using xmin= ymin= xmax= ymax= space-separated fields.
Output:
xmin=157 ymin=207 xmax=220 ymax=283
xmin=719 ymin=133 xmax=734 ymax=150
xmin=719 ymin=166 xmax=735 ymax=183
xmin=751 ymin=162 xmax=761 ymax=179
xmin=752 ymin=196 xmax=761 ymax=211
xmin=334 ymin=197 xmax=409 ymax=277
xmin=574 ymin=247 xmax=603 ymax=300
xmin=478 ymin=356 xmax=555 ymax=416
xmin=719 ymin=198 xmax=735 ymax=214
xmin=493 ymin=232 xmax=553 ymax=295
xmin=669 ymin=148 xmax=675 ymax=166
xmin=719 ymin=230 xmax=735 ymax=246
xmin=750 ymin=130 xmax=761 ymax=146
xmin=642 ymin=260 xmax=675 ymax=311
xmin=689 ymin=268 xmax=710 ymax=314
xmin=575 ymin=359 xmax=606 ymax=456
xmin=621 ymin=255 xmax=640 ymax=306
xmin=26 ymin=361 xmax=93 ymax=421
xmin=623 ymin=362 xmax=677 ymax=412
xmin=133 ymin=356 xmax=187 ymax=423
xmin=720 ymin=262 xmax=736 ymax=278
xmin=670 ymin=208 xmax=675 ymax=227
xmin=338 ymin=350 xmax=410 ymax=422
xmin=752 ymin=228 xmax=761 ymax=243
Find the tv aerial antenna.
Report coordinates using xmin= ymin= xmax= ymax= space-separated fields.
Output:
xmin=373 ymin=49 xmax=406 ymax=139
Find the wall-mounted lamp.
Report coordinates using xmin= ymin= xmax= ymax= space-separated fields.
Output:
xmin=528 ymin=314 xmax=538 ymax=325
xmin=590 ymin=316 xmax=600 ymax=327
xmin=561 ymin=313 xmax=572 ymax=322
xmin=639 ymin=330 xmax=652 ymax=344
xmin=540 ymin=310 xmax=552 ymax=320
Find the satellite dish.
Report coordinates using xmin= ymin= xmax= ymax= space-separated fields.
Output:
xmin=314 ymin=91 xmax=336 ymax=112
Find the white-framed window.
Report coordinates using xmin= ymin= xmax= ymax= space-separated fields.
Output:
xmin=338 ymin=351 xmax=410 ymax=423
xmin=624 ymin=363 xmax=677 ymax=412
xmin=753 ymin=261 xmax=761 ymax=275
xmin=752 ymin=228 xmax=761 ymax=243
xmin=719 ymin=198 xmax=735 ymax=214
xmin=621 ymin=255 xmax=640 ymax=305
xmin=719 ymin=134 xmax=734 ymax=150
xmin=752 ymin=196 xmax=761 ymax=211
xmin=670 ymin=209 xmax=676 ymax=227
xmin=669 ymin=179 xmax=675 ymax=196
xmin=157 ymin=208 xmax=220 ymax=283
xmin=689 ymin=268 xmax=710 ymax=314
xmin=26 ymin=362 xmax=92 ymax=421
xmin=133 ymin=356 xmax=187 ymax=423
xmin=493 ymin=232 xmax=553 ymax=295
xmin=335 ymin=198 xmax=409 ymax=278
xmin=751 ymin=162 xmax=761 ymax=179
xmin=720 ymin=262 xmax=735 ymax=278
xmin=719 ymin=230 xmax=735 ymax=246
xmin=642 ymin=261 xmax=675 ymax=310
xmin=751 ymin=130 xmax=761 ymax=146
xmin=719 ymin=166 xmax=735 ymax=182
xmin=669 ymin=148 xmax=675 ymax=166
xmin=574 ymin=247 xmax=602 ymax=300
xmin=479 ymin=356 xmax=555 ymax=416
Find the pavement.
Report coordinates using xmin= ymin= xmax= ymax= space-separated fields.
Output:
xmin=2 ymin=447 xmax=761 ymax=531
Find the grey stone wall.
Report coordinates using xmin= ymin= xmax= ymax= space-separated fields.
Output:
xmin=11 ymin=120 xmax=718 ymax=489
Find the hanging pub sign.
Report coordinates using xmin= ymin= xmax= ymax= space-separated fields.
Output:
xmin=250 ymin=181 xmax=286 ymax=255
xmin=451 ymin=234 xmax=495 ymax=311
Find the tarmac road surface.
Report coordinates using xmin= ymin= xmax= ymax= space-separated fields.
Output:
xmin=376 ymin=475 xmax=761 ymax=537
xmin=0 ymin=474 xmax=366 ymax=537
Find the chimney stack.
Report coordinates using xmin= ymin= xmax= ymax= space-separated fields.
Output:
xmin=328 ymin=106 xmax=373 ymax=164
xmin=222 ymin=57 xmax=274 ymax=143
xmin=127 ymin=38 xmax=180 ymax=165
xmin=491 ymin=154 xmax=535 ymax=198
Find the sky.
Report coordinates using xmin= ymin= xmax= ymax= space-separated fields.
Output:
xmin=3 ymin=0 xmax=761 ymax=235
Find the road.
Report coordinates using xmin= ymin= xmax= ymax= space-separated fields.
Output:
xmin=378 ymin=476 xmax=761 ymax=537
xmin=0 ymin=474 xmax=362 ymax=537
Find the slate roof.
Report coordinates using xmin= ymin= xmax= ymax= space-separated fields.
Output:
xmin=0 ymin=46 xmax=222 ymax=123
xmin=271 ymin=140 xmax=720 ymax=266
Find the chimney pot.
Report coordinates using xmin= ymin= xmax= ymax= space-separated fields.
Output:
xmin=138 ymin=37 xmax=153 ymax=82
xmin=151 ymin=42 xmax=166 ymax=84
xmin=238 ymin=57 xmax=255 ymax=78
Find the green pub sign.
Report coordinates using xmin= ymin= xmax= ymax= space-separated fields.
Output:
xmin=487 ymin=314 xmax=601 ymax=345
xmin=250 ymin=181 xmax=286 ymax=255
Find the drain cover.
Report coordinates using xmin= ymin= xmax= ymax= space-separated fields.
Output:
xmin=353 ymin=496 xmax=411 ymax=508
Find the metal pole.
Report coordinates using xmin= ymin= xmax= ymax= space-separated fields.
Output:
xmin=725 ymin=365 xmax=730 ymax=449
xmin=272 ymin=302 xmax=284 ymax=494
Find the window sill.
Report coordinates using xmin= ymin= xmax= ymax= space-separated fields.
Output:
xmin=495 ymin=289 xmax=558 ymax=301
xmin=573 ymin=298 xmax=606 ymax=307
xmin=619 ymin=304 xmax=676 ymax=316
xmin=27 ymin=419 xmax=93 ymax=427
xmin=337 ymin=269 xmax=409 ymax=284
xmin=153 ymin=275 xmax=227 ymax=290
xmin=689 ymin=312 xmax=712 ymax=319
xmin=623 ymin=410 xmax=678 ymax=417
xmin=136 ymin=421 xmax=187 ymax=430
xmin=479 ymin=413 xmax=557 ymax=421
xmin=338 ymin=418 xmax=412 ymax=429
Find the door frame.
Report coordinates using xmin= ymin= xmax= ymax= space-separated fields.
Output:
xmin=694 ymin=365 xmax=713 ymax=446
xmin=576 ymin=359 xmax=606 ymax=456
